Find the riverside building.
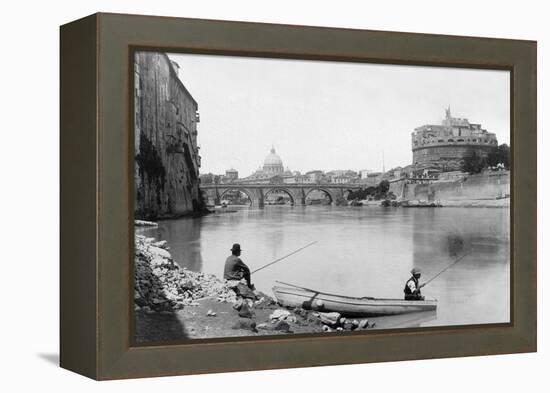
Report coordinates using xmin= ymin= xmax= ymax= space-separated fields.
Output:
xmin=134 ymin=52 xmax=202 ymax=219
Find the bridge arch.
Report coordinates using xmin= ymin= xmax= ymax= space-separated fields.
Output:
xmin=219 ymin=188 xmax=254 ymax=206
xmin=264 ymin=187 xmax=296 ymax=205
xmin=304 ymin=188 xmax=335 ymax=205
xmin=200 ymin=183 xmax=363 ymax=207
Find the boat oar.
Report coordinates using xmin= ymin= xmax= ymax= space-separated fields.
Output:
xmin=423 ymin=249 xmax=473 ymax=287
xmin=250 ymin=241 xmax=318 ymax=275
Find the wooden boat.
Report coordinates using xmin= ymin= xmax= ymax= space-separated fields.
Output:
xmin=272 ymin=285 xmax=437 ymax=317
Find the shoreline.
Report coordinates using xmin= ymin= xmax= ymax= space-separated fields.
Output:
xmin=359 ymin=198 xmax=509 ymax=208
xmin=436 ymin=198 xmax=510 ymax=208
xmin=134 ymin=232 xmax=376 ymax=342
xmin=135 ymin=208 xmax=213 ymax=222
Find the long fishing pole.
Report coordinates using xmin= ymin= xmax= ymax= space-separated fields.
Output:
xmin=250 ymin=241 xmax=318 ymax=275
xmin=423 ymin=249 xmax=473 ymax=287
xmin=275 ymin=280 xmax=375 ymax=300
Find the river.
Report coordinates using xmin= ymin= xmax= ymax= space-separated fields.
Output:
xmin=137 ymin=205 xmax=510 ymax=329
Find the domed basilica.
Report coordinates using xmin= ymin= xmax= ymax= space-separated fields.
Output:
xmin=247 ymin=147 xmax=293 ymax=180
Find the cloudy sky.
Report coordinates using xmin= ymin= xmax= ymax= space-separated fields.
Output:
xmin=168 ymin=53 xmax=510 ymax=176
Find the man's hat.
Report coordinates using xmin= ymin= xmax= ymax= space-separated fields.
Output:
xmin=230 ymin=243 xmax=242 ymax=252
xmin=411 ymin=267 xmax=422 ymax=275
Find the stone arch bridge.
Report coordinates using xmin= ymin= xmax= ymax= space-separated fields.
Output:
xmin=200 ymin=183 xmax=363 ymax=207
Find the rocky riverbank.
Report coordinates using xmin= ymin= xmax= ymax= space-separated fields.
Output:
xmin=134 ymin=227 xmax=375 ymax=342
xmin=134 ymin=234 xmax=238 ymax=312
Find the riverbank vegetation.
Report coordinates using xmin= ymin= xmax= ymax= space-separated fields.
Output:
xmin=461 ymin=143 xmax=510 ymax=174
xmin=346 ymin=180 xmax=395 ymax=201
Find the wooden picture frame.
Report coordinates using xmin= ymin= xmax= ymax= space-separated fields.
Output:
xmin=60 ymin=12 xmax=536 ymax=380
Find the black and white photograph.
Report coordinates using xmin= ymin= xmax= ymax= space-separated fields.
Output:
xmin=133 ymin=50 xmax=511 ymax=343
xmin=2 ymin=0 xmax=546 ymax=388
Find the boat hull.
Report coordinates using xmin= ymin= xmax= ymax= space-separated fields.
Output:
xmin=272 ymin=286 xmax=437 ymax=317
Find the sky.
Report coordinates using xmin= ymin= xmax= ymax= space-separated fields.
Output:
xmin=168 ymin=53 xmax=510 ymax=177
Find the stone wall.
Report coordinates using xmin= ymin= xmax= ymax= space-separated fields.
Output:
xmin=134 ymin=52 xmax=202 ymax=219
xmin=391 ymin=171 xmax=510 ymax=201
xmin=412 ymin=143 xmax=495 ymax=165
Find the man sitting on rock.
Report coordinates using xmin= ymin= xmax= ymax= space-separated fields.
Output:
xmin=224 ymin=243 xmax=257 ymax=300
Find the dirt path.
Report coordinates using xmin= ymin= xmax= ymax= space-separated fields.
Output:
xmin=135 ymin=296 xmax=326 ymax=343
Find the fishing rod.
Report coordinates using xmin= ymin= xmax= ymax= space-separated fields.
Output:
xmin=423 ymin=249 xmax=473 ymax=287
xmin=275 ymin=280 xmax=325 ymax=295
xmin=250 ymin=241 xmax=318 ymax=275
xmin=275 ymin=280 xmax=374 ymax=299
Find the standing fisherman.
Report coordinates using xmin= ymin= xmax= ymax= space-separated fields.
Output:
xmin=404 ymin=267 xmax=425 ymax=301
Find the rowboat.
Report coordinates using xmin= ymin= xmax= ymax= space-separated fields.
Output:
xmin=272 ymin=285 xmax=437 ymax=317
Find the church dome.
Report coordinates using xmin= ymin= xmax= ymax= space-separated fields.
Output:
xmin=263 ymin=147 xmax=284 ymax=173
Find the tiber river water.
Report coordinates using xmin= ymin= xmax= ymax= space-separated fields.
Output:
xmin=137 ymin=206 xmax=510 ymax=329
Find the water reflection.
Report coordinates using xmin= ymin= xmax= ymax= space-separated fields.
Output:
xmin=411 ymin=208 xmax=510 ymax=327
xmin=373 ymin=310 xmax=438 ymax=330
xmin=137 ymin=217 xmax=204 ymax=272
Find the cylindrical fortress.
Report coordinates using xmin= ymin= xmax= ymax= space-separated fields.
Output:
xmin=411 ymin=107 xmax=498 ymax=166
xmin=412 ymin=140 xmax=496 ymax=165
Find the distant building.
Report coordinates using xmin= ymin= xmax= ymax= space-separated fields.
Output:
xmin=225 ymin=168 xmax=238 ymax=181
xmin=332 ymin=175 xmax=352 ymax=184
xmin=304 ymin=170 xmax=324 ymax=183
xmin=244 ymin=147 xmax=293 ymax=182
xmin=326 ymin=169 xmax=358 ymax=184
xmin=359 ymin=172 xmax=383 ymax=187
xmin=411 ymin=107 xmax=498 ymax=167
xmin=360 ymin=169 xmax=373 ymax=179
xmin=385 ymin=167 xmax=403 ymax=179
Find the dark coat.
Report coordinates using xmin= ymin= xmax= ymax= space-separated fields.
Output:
xmin=224 ymin=255 xmax=250 ymax=281
xmin=404 ymin=276 xmax=423 ymax=300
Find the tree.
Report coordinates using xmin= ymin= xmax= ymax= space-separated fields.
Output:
xmin=487 ymin=143 xmax=510 ymax=169
xmin=199 ymin=173 xmax=214 ymax=184
xmin=378 ymin=180 xmax=390 ymax=194
xmin=365 ymin=186 xmax=376 ymax=195
xmin=461 ymin=151 xmax=486 ymax=174
xmin=347 ymin=181 xmax=391 ymax=201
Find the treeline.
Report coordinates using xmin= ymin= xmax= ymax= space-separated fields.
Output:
xmin=347 ymin=180 xmax=394 ymax=201
xmin=199 ymin=173 xmax=221 ymax=184
xmin=461 ymin=144 xmax=510 ymax=174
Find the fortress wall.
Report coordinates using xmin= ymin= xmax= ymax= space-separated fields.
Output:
xmin=401 ymin=171 xmax=510 ymax=201
xmin=413 ymin=144 xmax=494 ymax=165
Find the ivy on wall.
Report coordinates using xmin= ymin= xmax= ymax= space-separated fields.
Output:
xmin=136 ymin=134 xmax=166 ymax=206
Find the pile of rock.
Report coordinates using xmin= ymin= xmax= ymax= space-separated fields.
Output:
xmin=269 ymin=309 xmax=297 ymax=324
xmin=312 ymin=311 xmax=373 ymax=332
xmin=262 ymin=308 xmax=374 ymax=333
xmin=134 ymin=235 xmax=238 ymax=313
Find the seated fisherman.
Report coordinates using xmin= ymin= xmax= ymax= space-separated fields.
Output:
xmin=224 ymin=243 xmax=256 ymax=299
xmin=404 ymin=267 xmax=425 ymax=301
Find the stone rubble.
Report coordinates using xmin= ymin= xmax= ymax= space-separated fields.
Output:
xmin=269 ymin=309 xmax=297 ymax=324
xmin=134 ymin=234 xmax=237 ymax=312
